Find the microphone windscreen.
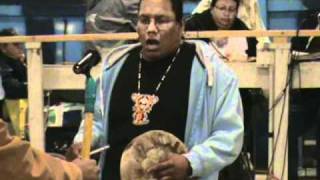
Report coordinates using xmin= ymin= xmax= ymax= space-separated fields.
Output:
xmin=73 ymin=50 xmax=101 ymax=74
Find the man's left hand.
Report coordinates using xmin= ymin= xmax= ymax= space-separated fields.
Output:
xmin=147 ymin=154 xmax=191 ymax=180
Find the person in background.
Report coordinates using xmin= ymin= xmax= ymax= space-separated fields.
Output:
xmin=0 ymin=28 xmax=27 ymax=99
xmin=185 ymin=0 xmax=258 ymax=60
xmin=292 ymin=10 xmax=320 ymax=52
xmin=0 ymin=28 xmax=28 ymax=137
xmin=0 ymin=118 xmax=100 ymax=180
xmin=68 ymin=0 xmax=244 ymax=179
xmin=191 ymin=0 xmax=269 ymax=46
xmin=85 ymin=0 xmax=139 ymax=53
xmin=192 ymin=0 xmax=266 ymax=30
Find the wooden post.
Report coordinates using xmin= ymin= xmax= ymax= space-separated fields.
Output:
xmin=269 ymin=37 xmax=291 ymax=180
xmin=252 ymin=42 xmax=274 ymax=180
xmin=25 ymin=42 xmax=45 ymax=151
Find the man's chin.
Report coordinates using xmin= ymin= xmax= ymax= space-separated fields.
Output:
xmin=142 ymin=49 xmax=162 ymax=61
xmin=143 ymin=45 xmax=160 ymax=53
xmin=219 ymin=23 xmax=232 ymax=30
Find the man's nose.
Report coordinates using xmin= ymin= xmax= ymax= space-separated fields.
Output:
xmin=222 ymin=10 xmax=231 ymax=17
xmin=146 ymin=19 xmax=158 ymax=33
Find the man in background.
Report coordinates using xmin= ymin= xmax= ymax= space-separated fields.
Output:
xmin=0 ymin=28 xmax=28 ymax=138
xmin=85 ymin=0 xmax=139 ymax=52
xmin=0 ymin=28 xmax=27 ymax=100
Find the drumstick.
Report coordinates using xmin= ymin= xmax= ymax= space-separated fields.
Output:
xmin=90 ymin=145 xmax=110 ymax=156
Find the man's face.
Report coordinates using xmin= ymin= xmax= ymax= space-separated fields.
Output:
xmin=0 ymin=43 xmax=25 ymax=61
xmin=211 ymin=0 xmax=238 ymax=30
xmin=137 ymin=0 xmax=183 ymax=61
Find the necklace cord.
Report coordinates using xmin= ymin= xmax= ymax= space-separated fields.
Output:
xmin=137 ymin=47 xmax=181 ymax=94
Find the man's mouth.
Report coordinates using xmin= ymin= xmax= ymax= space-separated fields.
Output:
xmin=146 ymin=39 xmax=159 ymax=45
xmin=145 ymin=39 xmax=160 ymax=50
xmin=221 ymin=19 xmax=231 ymax=25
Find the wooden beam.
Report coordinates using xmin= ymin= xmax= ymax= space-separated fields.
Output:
xmin=226 ymin=62 xmax=269 ymax=88
xmin=41 ymin=61 xmax=320 ymax=90
xmin=42 ymin=64 xmax=101 ymax=90
xmin=0 ymin=30 xmax=320 ymax=43
xmin=291 ymin=62 xmax=320 ymax=88
xmin=43 ymin=65 xmax=86 ymax=90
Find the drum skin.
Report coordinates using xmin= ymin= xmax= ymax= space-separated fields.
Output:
xmin=120 ymin=130 xmax=188 ymax=180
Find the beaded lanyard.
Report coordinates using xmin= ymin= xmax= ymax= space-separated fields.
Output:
xmin=131 ymin=48 xmax=181 ymax=126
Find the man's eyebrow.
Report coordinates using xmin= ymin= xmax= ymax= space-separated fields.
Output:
xmin=139 ymin=14 xmax=171 ymax=18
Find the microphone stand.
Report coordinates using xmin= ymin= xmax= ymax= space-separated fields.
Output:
xmin=74 ymin=68 xmax=96 ymax=160
xmin=73 ymin=49 xmax=100 ymax=159
xmin=82 ymin=73 xmax=96 ymax=159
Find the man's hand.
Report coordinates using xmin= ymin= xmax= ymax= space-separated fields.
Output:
xmin=65 ymin=143 xmax=82 ymax=161
xmin=147 ymin=154 xmax=191 ymax=180
xmin=72 ymin=158 xmax=100 ymax=180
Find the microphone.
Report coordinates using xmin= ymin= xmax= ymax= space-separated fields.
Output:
xmin=73 ymin=50 xmax=101 ymax=75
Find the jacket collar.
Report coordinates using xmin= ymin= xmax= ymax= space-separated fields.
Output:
xmin=102 ymin=40 xmax=214 ymax=86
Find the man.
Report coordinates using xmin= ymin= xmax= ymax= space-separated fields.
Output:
xmin=0 ymin=28 xmax=27 ymax=99
xmin=185 ymin=0 xmax=258 ymax=59
xmin=0 ymin=119 xmax=100 ymax=180
xmin=71 ymin=0 xmax=244 ymax=179
xmin=0 ymin=28 xmax=29 ymax=137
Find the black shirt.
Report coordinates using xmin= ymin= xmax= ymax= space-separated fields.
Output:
xmin=185 ymin=9 xmax=258 ymax=57
xmin=0 ymin=53 xmax=27 ymax=99
xmin=102 ymin=42 xmax=196 ymax=180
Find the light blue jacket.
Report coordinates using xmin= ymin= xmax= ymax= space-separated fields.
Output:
xmin=75 ymin=40 xmax=244 ymax=180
